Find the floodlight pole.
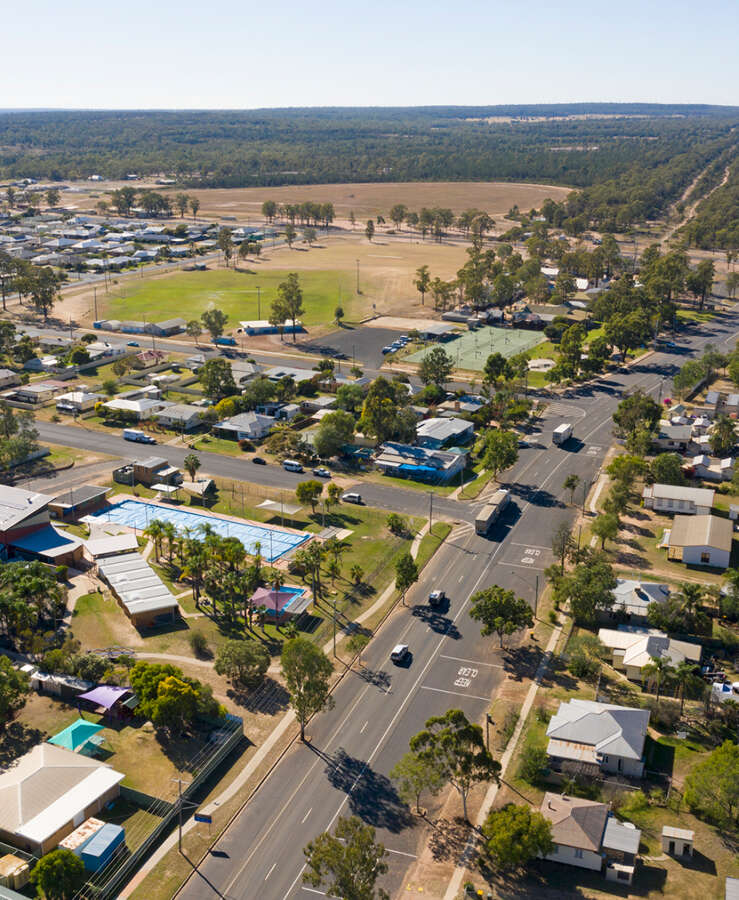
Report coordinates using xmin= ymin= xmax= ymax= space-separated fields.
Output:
xmin=257 ymin=285 xmax=261 ymax=319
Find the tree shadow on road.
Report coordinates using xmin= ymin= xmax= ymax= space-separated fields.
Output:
xmin=323 ymin=747 xmax=413 ymax=833
xmin=411 ymin=605 xmax=462 ymax=639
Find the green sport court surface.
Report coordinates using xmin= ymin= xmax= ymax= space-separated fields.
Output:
xmin=406 ymin=326 xmax=545 ymax=371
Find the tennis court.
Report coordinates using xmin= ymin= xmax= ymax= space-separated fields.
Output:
xmin=90 ymin=500 xmax=310 ymax=562
xmin=406 ymin=326 xmax=544 ymax=371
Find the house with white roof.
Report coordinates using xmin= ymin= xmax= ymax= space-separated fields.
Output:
xmin=546 ymin=699 xmax=650 ymax=778
xmin=597 ymin=626 xmax=702 ymax=681
xmin=416 ymin=416 xmax=474 ymax=449
xmin=103 ymin=398 xmax=170 ymax=420
xmin=0 ymin=743 xmax=124 ymax=855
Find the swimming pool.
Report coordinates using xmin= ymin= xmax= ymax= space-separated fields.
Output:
xmin=90 ymin=500 xmax=311 ymax=562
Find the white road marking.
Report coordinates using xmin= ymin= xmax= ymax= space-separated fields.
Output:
xmin=265 ymin=863 xmax=277 ymax=880
xmin=440 ymin=655 xmax=504 ymax=668
xmin=359 ymin=721 xmax=368 ymax=734
xmin=458 ymin=574 xmax=464 ymax=582
xmin=420 ymin=685 xmax=492 ymax=702
xmin=509 ymin=542 xmax=551 ymax=551
xmin=386 ymin=848 xmax=418 ymax=858
xmin=301 ymin=808 xmax=312 ymax=824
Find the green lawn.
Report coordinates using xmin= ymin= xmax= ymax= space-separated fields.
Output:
xmin=104 ymin=268 xmax=361 ymax=329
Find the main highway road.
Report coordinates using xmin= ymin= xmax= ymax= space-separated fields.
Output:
xmin=162 ymin=307 xmax=739 ymax=900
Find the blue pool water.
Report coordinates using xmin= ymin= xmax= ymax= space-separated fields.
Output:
xmin=91 ymin=500 xmax=310 ymax=562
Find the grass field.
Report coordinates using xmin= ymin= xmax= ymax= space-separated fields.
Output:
xmin=104 ymin=267 xmax=362 ymax=328
xmin=161 ymin=181 xmax=571 ymax=224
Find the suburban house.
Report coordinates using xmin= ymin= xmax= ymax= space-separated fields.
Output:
xmin=374 ymin=442 xmax=467 ymax=484
xmin=97 ymin=551 xmax=180 ymax=629
xmin=55 ymin=390 xmax=104 ymax=414
xmin=540 ymin=793 xmax=641 ymax=885
xmin=301 ymin=396 xmax=337 ymax=416
xmin=604 ymin=578 xmax=671 ymax=624
xmin=102 ymin=397 xmax=170 ymax=420
xmin=597 ymin=626 xmax=702 ymax=681
xmin=214 ymin=411 xmax=275 ymax=441
xmin=642 ymin=483 xmax=715 ymax=515
xmin=13 ymin=381 xmax=68 ymax=404
xmin=154 ymin=403 xmax=205 ymax=432
xmin=546 ymin=699 xmax=650 ymax=777
xmin=416 ymin=416 xmax=474 ymax=449
xmin=49 ymin=485 xmax=110 ymax=522
xmin=132 ymin=457 xmax=182 ymax=486
xmin=0 ymin=742 xmax=124 ymax=856
xmin=687 ymin=454 xmax=734 ymax=482
xmin=653 ymin=422 xmax=691 ymax=452
xmin=0 ymin=368 xmax=21 ymax=388
xmin=23 ymin=355 xmax=59 ymax=373
xmin=723 ymin=394 xmax=739 ymax=417
xmin=667 ymin=514 xmax=733 ymax=569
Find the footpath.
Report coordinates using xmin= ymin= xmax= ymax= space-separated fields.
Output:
xmin=120 ymin=520 xmax=433 ymax=897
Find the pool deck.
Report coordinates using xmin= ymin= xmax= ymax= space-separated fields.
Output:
xmin=95 ymin=494 xmax=314 ymax=564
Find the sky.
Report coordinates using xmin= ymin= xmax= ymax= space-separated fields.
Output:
xmin=4 ymin=0 xmax=738 ymax=109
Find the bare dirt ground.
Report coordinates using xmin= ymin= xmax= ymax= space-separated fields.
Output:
xmin=49 ymin=230 xmax=476 ymax=328
xmin=158 ymin=180 xmax=571 ymax=225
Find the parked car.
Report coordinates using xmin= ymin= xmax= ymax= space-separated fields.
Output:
xmin=313 ymin=467 xmax=331 ymax=478
xmin=428 ymin=590 xmax=446 ymax=608
xmin=126 ymin=340 xmax=139 ymax=347
xmin=341 ymin=492 xmax=363 ymax=504
xmin=381 ymin=346 xmax=393 ymax=354
xmin=252 ymin=456 xmax=267 ymax=465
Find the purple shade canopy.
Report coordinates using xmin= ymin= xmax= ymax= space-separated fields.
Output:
xmin=250 ymin=586 xmax=299 ymax=614
xmin=77 ymin=685 xmax=130 ymax=709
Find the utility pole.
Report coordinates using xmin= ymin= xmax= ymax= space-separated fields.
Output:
xmin=485 ymin=713 xmax=492 ymax=750
xmin=332 ymin=594 xmax=337 ymax=658
xmin=257 ymin=285 xmax=261 ymax=319
xmin=428 ymin=491 xmax=433 ymax=531
xmin=93 ymin=284 xmax=98 ymax=320
xmin=356 ymin=259 xmax=360 ymax=294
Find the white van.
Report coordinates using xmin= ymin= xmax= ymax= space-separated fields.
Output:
xmin=341 ymin=492 xmax=363 ymax=504
xmin=282 ymin=459 xmax=304 ymax=473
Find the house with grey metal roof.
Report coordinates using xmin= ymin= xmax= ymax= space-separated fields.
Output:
xmin=667 ymin=513 xmax=733 ymax=569
xmin=546 ymin=699 xmax=650 ymax=777
xmin=603 ymin=578 xmax=671 ymax=624
xmin=642 ymin=483 xmax=715 ymax=515
xmin=597 ymin=626 xmax=702 ymax=681
xmin=416 ymin=416 xmax=474 ymax=449
xmin=654 ymin=422 xmax=691 ymax=451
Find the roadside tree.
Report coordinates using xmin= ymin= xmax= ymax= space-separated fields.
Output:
xmin=314 ymin=410 xmax=355 ymax=458
xmin=217 ymin=227 xmax=233 ymax=266
xmin=469 ymin=585 xmax=533 ymax=648
xmin=390 ymin=751 xmax=445 ymax=813
xmin=410 ymin=708 xmax=500 ymax=821
xmin=592 ymin=512 xmax=619 ymax=550
xmin=651 ymin=452 xmax=685 ymax=485
xmin=200 ymin=307 xmax=229 ymax=342
xmin=272 ymin=272 xmax=304 ymax=343
xmin=481 ymin=429 xmax=518 ymax=480
xmin=281 ymin=637 xmax=334 ymax=741
xmin=296 ymin=480 xmax=324 ymax=514
xmin=183 ymin=453 xmax=201 ymax=481
xmin=303 ymin=815 xmax=388 ymax=900
xmin=395 ymin=552 xmax=418 ymax=604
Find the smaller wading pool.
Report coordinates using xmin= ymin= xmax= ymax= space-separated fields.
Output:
xmin=90 ymin=499 xmax=310 ymax=562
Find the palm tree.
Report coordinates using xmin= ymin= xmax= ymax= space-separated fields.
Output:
xmin=161 ymin=521 xmax=177 ymax=564
xmin=643 ymin=655 xmax=675 ymax=708
xmin=271 ymin=568 xmax=286 ymax=591
xmin=563 ymin=474 xmax=580 ymax=505
xmin=677 ymin=582 xmax=703 ymax=618
xmin=350 ymin=564 xmax=364 ymax=585
xmin=144 ymin=520 xmax=165 ymax=561
xmin=673 ymin=661 xmax=699 ymax=715
xmin=183 ymin=453 xmax=201 ymax=481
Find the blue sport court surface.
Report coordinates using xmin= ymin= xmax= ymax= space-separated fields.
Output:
xmin=91 ymin=500 xmax=310 ymax=562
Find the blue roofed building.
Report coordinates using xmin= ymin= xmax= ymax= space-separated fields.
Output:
xmin=374 ymin=442 xmax=467 ymax=484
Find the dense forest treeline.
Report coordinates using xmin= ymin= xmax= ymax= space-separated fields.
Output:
xmin=0 ymin=106 xmax=736 ymax=242
xmin=679 ymin=161 xmax=739 ymax=250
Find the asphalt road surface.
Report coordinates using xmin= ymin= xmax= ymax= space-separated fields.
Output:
xmin=168 ymin=308 xmax=739 ymax=900
xmin=31 ymin=306 xmax=739 ymax=899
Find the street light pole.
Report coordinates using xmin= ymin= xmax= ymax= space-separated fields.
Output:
xmin=485 ymin=713 xmax=492 ymax=750
xmin=257 ymin=285 xmax=261 ymax=320
xmin=356 ymin=259 xmax=360 ymax=294
xmin=428 ymin=491 xmax=433 ymax=531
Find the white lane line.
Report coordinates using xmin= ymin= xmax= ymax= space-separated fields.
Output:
xmin=440 ymin=655 xmax=504 ymax=668
xmin=386 ymin=848 xmax=418 ymax=858
xmin=458 ymin=574 xmax=464 ymax=582
xmin=507 ymin=562 xmax=548 ymax=571
xmin=508 ymin=542 xmax=551 ymax=550
xmin=301 ymin=808 xmax=312 ymax=824
xmin=360 ymin=721 xmax=368 ymax=734
xmin=301 ymin=889 xmax=328 ymax=896
xmin=265 ymin=863 xmax=277 ymax=880
xmin=420 ymin=685 xmax=493 ymax=703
